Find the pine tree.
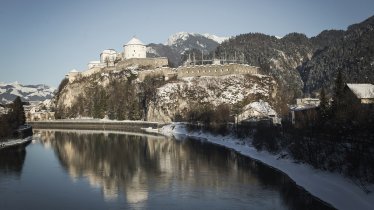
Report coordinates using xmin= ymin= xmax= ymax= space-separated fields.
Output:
xmin=331 ymin=70 xmax=345 ymax=118
xmin=11 ymin=96 xmax=26 ymax=128
xmin=318 ymin=87 xmax=329 ymax=121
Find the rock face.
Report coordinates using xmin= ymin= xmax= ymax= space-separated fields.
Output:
xmin=55 ymin=66 xmax=280 ymax=123
xmin=216 ymin=32 xmax=314 ymax=102
xmin=147 ymin=74 xmax=280 ymax=123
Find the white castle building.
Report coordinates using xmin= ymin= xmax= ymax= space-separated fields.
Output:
xmin=66 ymin=36 xmax=169 ymax=82
xmin=100 ymin=49 xmax=118 ymax=66
xmin=123 ymin=37 xmax=146 ymax=59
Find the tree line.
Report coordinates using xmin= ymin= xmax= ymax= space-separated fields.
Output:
xmin=0 ymin=96 xmax=26 ymax=139
xmin=55 ymin=74 xmax=167 ymax=121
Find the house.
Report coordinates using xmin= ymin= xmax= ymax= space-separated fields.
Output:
xmin=289 ymin=97 xmax=320 ymax=128
xmin=345 ymin=83 xmax=374 ymax=105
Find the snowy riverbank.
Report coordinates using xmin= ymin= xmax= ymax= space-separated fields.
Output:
xmin=0 ymin=136 xmax=33 ymax=150
xmin=160 ymin=123 xmax=374 ymax=210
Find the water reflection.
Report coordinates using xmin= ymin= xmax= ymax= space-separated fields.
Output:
xmin=0 ymin=148 xmax=26 ymax=178
xmin=34 ymin=129 xmax=334 ymax=210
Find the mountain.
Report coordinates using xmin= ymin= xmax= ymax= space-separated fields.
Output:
xmin=0 ymin=82 xmax=55 ymax=104
xmin=299 ymin=15 xmax=374 ymax=94
xmin=214 ymin=15 xmax=374 ymax=99
xmin=215 ymin=32 xmax=314 ymax=102
xmin=147 ymin=32 xmax=229 ymax=67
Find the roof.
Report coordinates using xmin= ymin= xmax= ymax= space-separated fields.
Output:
xmin=101 ymin=49 xmax=117 ymax=54
xmin=70 ymin=69 xmax=79 ymax=73
xmin=125 ymin=37 xmax=144 ymax=46
xmin=290 ymin=104 xmax=318 ymax=111
xmin=346 ymin=83 xmax=374 ymax=99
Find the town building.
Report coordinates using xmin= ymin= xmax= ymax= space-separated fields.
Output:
xmin=100 ymin=49 xmax=118 ymax=67
xmin=345 ymin=83 xmax=374 ymax=105
xmin=289 ymin=97 xmax=320 ymax=128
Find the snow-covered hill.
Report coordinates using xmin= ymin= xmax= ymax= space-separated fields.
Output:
xmin=166 ymin=32 xmax=229 ymax=46
xmin=165 ymin=32 xmax=228 ymax=54
xmin=0 ymin=82 xmax=55 ymax=104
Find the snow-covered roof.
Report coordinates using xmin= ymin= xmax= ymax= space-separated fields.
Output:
xmin=125 ymin=37 xmax=144 ymax=46
xmin=70 ymin=69 xmax=79 ymax=73
xmin=89 ymin=61 xmax=101 ymax=64
xmin=101 ymin=49 xmax=117 ymax=54
xmin=346 ymin=83 xmax=374 ymax=99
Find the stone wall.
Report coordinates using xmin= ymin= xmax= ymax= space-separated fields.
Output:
xmin=67 ymin=62 xmax=261 ymax=84
xmin=136 ymin=64 xmax=261 ymax=81
xmin=177 ymin=64 xmax=260 ymax=78
xmin=137 ymin=67 xmax=178 ymax=81
xmin=116 ymin=57 xmax=168 ymax=70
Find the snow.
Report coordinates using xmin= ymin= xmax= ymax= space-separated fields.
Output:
xmin=0 ymin=82 xmax=55 ymax=102
xmin=126 ymin=37 xmax=144 ymax=45
xmin=203 ymin=33 xmax=230 ymax=43
xmin=146 ymin=46 xmax=158 ymax=55
xmin=237 ymin=100 xmax=278 ymax=123
xmin=166 ymin=32 xmax=229 ymax=46
xmin=166 ymin=32 xmax=191 ymax=46
xmin=160 ymin=123 xmax=374 ymax=210
xmin=347 ymin=83 xmax=374 ymax=99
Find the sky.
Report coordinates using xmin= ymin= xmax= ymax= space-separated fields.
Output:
xmin=0 ymin=0 xmax=373 ymax=87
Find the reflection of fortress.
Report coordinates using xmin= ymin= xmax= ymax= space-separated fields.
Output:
xmin=36 ymin=130 xmax=257 ymax=205
xmin=66 ymin=37 xmax=261 ymax=83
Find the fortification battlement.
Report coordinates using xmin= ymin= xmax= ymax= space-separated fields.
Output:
xmin=176 ymin=64 xmax=260 ymax=78
xmin=116 ymin=57 xmax=168 ymax=70
xmin=67 ymin=62 xmax=261 ymax=83
xmin=136 ymin=63 xmax=261 ymax=81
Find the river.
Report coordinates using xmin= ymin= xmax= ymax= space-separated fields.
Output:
xmin=0 ymin=129 xmax=334 ymax=210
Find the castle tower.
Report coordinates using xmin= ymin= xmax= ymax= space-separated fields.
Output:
xmin=123 ymin=37 xmax=146 ymax=59
xmin=100 ymin=49 xmax=117 ymax=66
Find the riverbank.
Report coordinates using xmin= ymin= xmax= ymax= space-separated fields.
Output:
xmin=0 ymin=136 xmax=32 ymax=151
xmin=160 ymin=122 xmax=374 ymax=210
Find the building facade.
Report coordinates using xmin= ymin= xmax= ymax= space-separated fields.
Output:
xmin=123 ymin=37 xmax=146 ymax=59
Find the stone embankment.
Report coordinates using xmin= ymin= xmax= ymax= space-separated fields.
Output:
xmin=28 ymin=119 xmax=165 ymax=133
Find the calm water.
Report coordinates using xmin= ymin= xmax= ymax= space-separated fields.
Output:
xmin=0 ymin=129 xmax=334 ymax=210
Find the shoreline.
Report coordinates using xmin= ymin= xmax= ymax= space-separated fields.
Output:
xmin=23 ymin=120 xmax=374 ymax=209
xmin=159 ymin=123 xmax=374 ymax=210
xmin=0 ymin=136 xmax=33 ymax=151
xmin=28 ymin=119 xmax=164 ymax=133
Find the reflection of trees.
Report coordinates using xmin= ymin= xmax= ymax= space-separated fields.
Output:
xmin=0 ymin=149 xmax=26 ymax=178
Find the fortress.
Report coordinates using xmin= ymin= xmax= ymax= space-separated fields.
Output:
xmin=66 ymin=37 xmax=261 ymax=83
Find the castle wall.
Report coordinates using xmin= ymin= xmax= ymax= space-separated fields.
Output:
xmin=177 ymin=64 xmax=260 ymax=78
xmin=138 ymin=67 xmax=177 ymax=81
xmin=67 ymin=72 xmax=79 ymax=83
xmin=81 ymin=67 xmax=102 ymax=77
xmin=116 ymin=57 xmax=168 ymax=70
xmin=136 ymin=64 xmax=261 ymax=81
xmin=67 ymin=61 xmax=261 ymax=84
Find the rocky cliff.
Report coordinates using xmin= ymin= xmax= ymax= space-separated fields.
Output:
xmin=55 ymin=66 xmax=280 ymax=122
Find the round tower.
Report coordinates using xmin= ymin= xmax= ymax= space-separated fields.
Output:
xmin=123 ymin=37 xmax=146 ymax=59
